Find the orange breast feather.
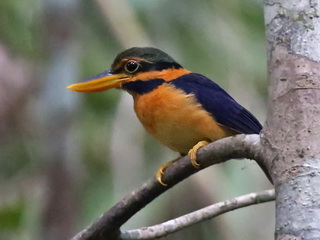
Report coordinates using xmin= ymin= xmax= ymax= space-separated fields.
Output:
xmin=131 ymin=84 xmax=235 ymax=154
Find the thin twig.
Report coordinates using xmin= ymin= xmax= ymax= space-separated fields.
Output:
xmin=71 ymin=134 xmax=264 ymax=240
xmin=121 ymin=189 xmax=275 ymax=239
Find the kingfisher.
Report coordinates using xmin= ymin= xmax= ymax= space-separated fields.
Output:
xmin=67 ymin=47 xmax=270 ymax=185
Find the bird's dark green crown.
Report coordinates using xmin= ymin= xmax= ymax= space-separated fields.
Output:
xmin=111 ymin=47 xmax=182 ymax=74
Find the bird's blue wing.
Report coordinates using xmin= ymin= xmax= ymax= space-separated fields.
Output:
xmin=171 ymin=73 xmax=262 ymax=134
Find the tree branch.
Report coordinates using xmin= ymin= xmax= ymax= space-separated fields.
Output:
xmin=71 ymin=134 xmax=264 ymax=240
xmin=121 ymin=189 xmax=275 ymax=239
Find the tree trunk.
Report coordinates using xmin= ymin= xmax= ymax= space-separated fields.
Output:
xmin=39 ymin=1 xmax=81 ymax=239
xmin=263 ymin=1 xmax=320 ymax=239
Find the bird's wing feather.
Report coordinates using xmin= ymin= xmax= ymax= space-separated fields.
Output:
xmin=171 ymin=73 xmax=262 ymax=134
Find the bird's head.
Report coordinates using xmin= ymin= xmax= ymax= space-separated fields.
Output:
xmin=67 ymin=47 xmax=189 ymax=93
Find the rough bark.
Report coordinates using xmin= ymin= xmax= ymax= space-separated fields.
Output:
xmin=121 ymin=189 xmax=275 ymax=239
xmin=70 ymin=134 xmax=264 ymax=240
xmin=263 ymin=1 xmax=320 ymax=239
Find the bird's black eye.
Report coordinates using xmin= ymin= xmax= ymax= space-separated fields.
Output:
xmin=124 ymin=60 xmax=140 ymax=73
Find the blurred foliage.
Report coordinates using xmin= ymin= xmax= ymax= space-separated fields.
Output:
xmin=0 ymin=0 xmax=273 ymax=239
xmin=0 ymin=200 xmax=24 ymax=231
xmin=0 ymin=0 xmax=42 ymax=57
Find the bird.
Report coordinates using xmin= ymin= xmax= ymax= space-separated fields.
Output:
xmin=67 ymin=47 xmax=271 ymax=185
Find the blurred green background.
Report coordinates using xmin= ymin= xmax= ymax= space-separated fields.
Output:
xmin=0 ymin=0 xmax=273 ymax=239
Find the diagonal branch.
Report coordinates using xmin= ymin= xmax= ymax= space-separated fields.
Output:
xmin=121 ymin=189 xmax=275 ymax=239
xmin=71 ymin=134 xmax=264 ymax=240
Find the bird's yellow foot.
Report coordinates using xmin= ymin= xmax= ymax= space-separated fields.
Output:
xmin=156 ymin=159 xmax=178 ymax=186
xmin=188 ymin=140 xmax=209 ymax=168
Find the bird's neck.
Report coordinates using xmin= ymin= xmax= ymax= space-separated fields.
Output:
xmin=122 ymin=79 xmax=165 ymax=95
xmin=122 ymin=68 xmax=191 ymax=95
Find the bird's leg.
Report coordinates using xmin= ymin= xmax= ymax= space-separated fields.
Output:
xmin=156 ymin=140 xmax=209 ymax=185
xmin=156 ymin=157 xmax=180 ymax=186
xmin=188 ymin=140 xmax=209 ymax=168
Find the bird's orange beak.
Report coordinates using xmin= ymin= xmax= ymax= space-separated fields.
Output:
xmin=67 ymin=70 xmax=130 ymax=92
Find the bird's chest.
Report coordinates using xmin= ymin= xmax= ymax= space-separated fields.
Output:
xmin=131 ymin=84 xmax=226 ymax=154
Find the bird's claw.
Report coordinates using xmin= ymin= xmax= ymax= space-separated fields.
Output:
xmin=156 ymin=158 xmax=179 ymax=186
xmin=188 ymin=140 xmax=209 ymax=168
xmin=156 ymin=165 xmax=168 ymax=186
xmin=156 ymin=141 xmax=208 ymax=186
